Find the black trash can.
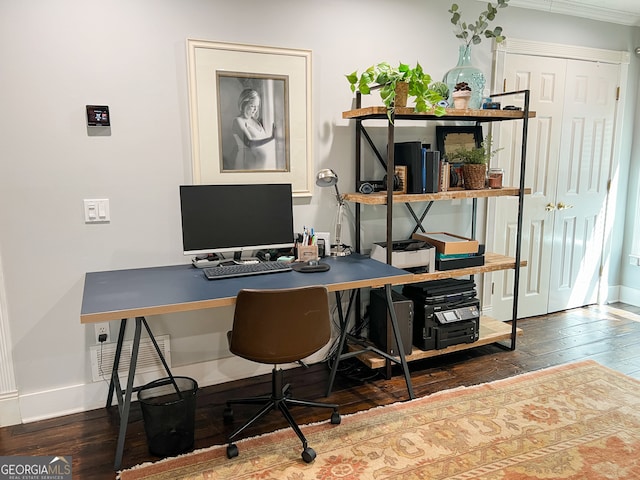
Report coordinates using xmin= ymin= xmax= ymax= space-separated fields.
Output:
xmin=137 ymin=376 xmax=198 ymax=457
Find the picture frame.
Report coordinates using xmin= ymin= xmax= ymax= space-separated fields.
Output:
xmin=435 ymin=125 xmax=483 ymax=161
xmin=394 ymin=165 xmax=408 ymax=194
xmin=187 ymin=40 xmax=313 ymax=197
xmin=449 ymin=163 xmax=465 ymax=189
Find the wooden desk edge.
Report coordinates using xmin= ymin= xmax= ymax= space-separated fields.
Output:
xmin=80 ymin=272 xmax=414 ymax=323
xmin=80 ymin=297 xmax=237 ymax=323
xmin=324 ymin=273 xmax=414 ymax=293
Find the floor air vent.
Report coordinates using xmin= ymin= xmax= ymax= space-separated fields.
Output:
xmin=90 ymin=335 xmax=171 ymax=383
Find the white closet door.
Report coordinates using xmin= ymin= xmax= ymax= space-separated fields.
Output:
xmin=491 ymin=54 xmax=566 ymax=320
xmin=491 ymin=49 xmax=620 ymax=320
xmin=547 ymin=60 xmax=619 ymax=312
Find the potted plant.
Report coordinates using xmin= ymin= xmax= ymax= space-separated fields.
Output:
xmin=430 ymin=81 xmax=450 ymax=106
xmin=449 ymin=135 xmax=501 ymax=189
xmin=346 ymin=62 xmax=446 ymax=121
xmin=452 ymin=82 xmax=472 ymax=109
xmin=443 ymin=0 xmax=510 ymax=109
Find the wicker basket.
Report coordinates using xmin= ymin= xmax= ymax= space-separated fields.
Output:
xmin=462 ymin=164 xmax=487 ymax=190
xmin=394 ymin=82 xmax=408 ymax=107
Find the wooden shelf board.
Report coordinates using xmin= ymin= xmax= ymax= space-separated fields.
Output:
xmin=355 ymin=316 xmax=521 ymax=369
xmin=407 ymin=252 xmax=526 ymax=282
xmin=342 ymin=106 xmax=536 ymax=122
xmin=344 ymin=187 xmax=531 ymax=205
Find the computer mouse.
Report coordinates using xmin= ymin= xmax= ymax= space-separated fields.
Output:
xmin=291 ymin=261 xmax=330 ymax=273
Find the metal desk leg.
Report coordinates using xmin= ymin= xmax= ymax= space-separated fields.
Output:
xmin=326 ymin=291 xmax=350 ymax=397
xmin=113 ymin=317 xmax=143 ymax=470
xmin=140 ymin=317 xmax=180 ymax=395
xmin=326 ymin=287 xmax=414 ymax=400
xmin=385 ymin=284 xmax=414 ymax=399
xmin=106 ymin=318 xmax=127 ymax=409
xmin=109 ymin=316 xmax=177 ymax=470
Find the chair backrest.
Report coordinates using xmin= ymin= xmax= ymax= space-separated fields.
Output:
xmin=229 ymin=286 xmax=331 ymax=364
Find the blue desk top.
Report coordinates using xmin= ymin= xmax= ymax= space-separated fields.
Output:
xmin=81 ymin=255 xmax=412 ymax=323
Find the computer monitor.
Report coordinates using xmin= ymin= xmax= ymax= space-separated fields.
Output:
xmin=179 ymin=183 xmax=295 ymax=257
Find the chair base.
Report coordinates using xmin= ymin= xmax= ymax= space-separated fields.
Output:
xmin=224 ymin=366 xmax=340 ymax=462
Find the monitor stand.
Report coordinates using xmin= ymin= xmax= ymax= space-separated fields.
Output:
xmin=232 ymin=251 xmax=260 ymax=264
xmin=191 ymin=253 xmax=220 ymax=269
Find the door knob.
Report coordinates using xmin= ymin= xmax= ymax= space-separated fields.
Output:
xmin=557 ymin=202 xmax=573 ymax=210
xmin=545 ymin=203 xmax=556 ymax=211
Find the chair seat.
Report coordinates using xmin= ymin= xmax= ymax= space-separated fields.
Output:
xmin=223 ymin=286 xmax=340 ymax=462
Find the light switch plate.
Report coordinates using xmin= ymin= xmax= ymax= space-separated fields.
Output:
xmin=84 ymin=199 xmax=110 ymax=223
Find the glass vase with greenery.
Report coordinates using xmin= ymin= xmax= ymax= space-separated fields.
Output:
xmin=443 ymin=0 xmax=510 ymax=109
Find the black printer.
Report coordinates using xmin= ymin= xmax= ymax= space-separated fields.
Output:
xmin=402 ymin=279 xmax=480 ymax=350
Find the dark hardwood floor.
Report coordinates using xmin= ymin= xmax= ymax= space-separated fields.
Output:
xmin=2 ymin=302 xmax=639 ymax=479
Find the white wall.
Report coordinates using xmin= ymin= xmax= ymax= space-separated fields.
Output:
xmin=1 ymin=0 xmax=638 ymax=423
xmin=621 ymin=27 xmax=640 ymax=305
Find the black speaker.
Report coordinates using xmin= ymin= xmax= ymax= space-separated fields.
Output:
xmin=369 ymin=289 xmax=413 ymax=356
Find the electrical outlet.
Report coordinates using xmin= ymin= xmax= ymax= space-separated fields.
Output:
xmin=94 ymin=322 xmax=110 ymax=343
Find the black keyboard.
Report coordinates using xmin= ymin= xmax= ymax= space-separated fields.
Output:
xmin=203 ymin=261 xmax=292 ymax=280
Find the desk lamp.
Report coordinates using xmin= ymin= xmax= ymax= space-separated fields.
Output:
xmin=316 ymin=169 xmax=351 ymax=256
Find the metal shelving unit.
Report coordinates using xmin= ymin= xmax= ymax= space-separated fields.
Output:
xmin=342 ymin=90 xmax=534 ymax=367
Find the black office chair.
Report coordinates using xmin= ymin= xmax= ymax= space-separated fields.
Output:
xmin=223 ymin=286 xmax=341 ymax=463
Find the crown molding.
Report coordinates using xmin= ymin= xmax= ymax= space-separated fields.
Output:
xmin=494 ymin=37 xmax=631 ymax=64
xmin=501 ymin=0 xmax=640 ymax=27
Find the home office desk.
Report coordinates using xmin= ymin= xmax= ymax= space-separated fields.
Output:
xmin=80 ymin=254 xmax=414 ymax=470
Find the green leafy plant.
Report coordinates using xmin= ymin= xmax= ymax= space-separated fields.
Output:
xmin=450 ymin=134 xmax=502 ymax=165
xmin=449 ymin=0 xmax=509 ymax=47
xmin=430 ymin=81 xmax=450 ymax=100
xmin=346 ymin=62 xmax=446 ymax=121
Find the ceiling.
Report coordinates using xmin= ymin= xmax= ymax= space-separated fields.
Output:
xmin=505 ymin=0 xmax=640 ymax=26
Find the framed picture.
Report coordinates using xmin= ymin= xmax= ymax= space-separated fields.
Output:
xmin=449 ymin=163 xmax=465 ymax=188
xmin=187 ymin=40 xmax=313 ymax=197
xmin=435 ymin=125 xmax=483 ymax=161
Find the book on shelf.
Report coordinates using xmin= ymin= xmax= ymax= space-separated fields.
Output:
xmin=422 ymin=147 xmax=440 ymax=193
xmin=394 ymin=141 xmax=424 ymax=194
xmin=394 ymin=141 xmax=441 ymax=194
xmin=439 ymin=161 xmax=450 ymax=192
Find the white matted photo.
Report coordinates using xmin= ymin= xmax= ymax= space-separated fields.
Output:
xmin=187 ymin=39 xmax=313 ymax=197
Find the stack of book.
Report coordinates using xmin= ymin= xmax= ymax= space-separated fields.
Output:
xmin=393 ymin=141 xmax=456 ymax=193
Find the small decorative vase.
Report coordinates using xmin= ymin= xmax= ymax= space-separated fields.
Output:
xmin=462 ymin=164 xmax=487 ymax=190
xmin=452 ymin=90 xmax=471 ymax=109
xmin=443 ymin=45 xmax=486 ymax=109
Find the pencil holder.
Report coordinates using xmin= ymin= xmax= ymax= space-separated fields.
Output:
xmin=297 ymin=245 xmax=319 ymax=262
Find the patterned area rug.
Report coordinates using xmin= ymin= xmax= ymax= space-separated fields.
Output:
xmin=118 ymin=360 xmax=640 ymax=479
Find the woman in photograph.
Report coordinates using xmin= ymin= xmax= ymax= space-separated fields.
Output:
xmin=232 ymin=88 xmax=276 ymax=170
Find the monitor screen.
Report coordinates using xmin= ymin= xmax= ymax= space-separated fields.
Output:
xmin=179 ymin=183 xmax=295 ymax=256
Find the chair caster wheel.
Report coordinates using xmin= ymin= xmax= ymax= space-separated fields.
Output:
xmin=223 ymin=407 xmax=234 ymax=424
xmin=331 ymin=411 xmax=341 ymax=424
xmin=302 ymin=446 xmax=316 ymax=463
xmin=227 ymin=443 xmax=239 ymax=459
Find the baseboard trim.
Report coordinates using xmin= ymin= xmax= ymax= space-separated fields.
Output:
xmin=0 ymin=392 xmax=21 ymax=427
xmin=619 ymin=285 xmax=640 ymax=307
xmin=607 ymin=285 xmax=621 ymax=303
xmin=16 ymin=355 xmax=290 ymax=424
